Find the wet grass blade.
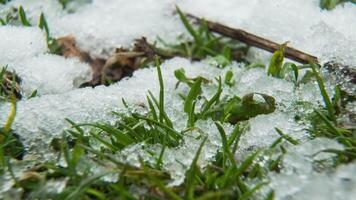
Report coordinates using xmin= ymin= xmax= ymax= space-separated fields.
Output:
xmin=176 ymin=6 xmax=202 ymax=46
xmin=184 ymin=77 xmax=202 ymax=127
xmin=236 ymin=150 xmax=260 ymax=177
xmin=267 ymin=43 xmax=287 ymax=78
xmin=185 ymin=137 xmax=207 ymax=200
xmin=239 ymin=182 xmax=268 ymax=200
xmin=314 ymin=110 xmax=342 ymax=136
xmin=215 ymin=122 xmax=237 ymax=168
xmin=274 ymin=128 xmax=299 ymax=145
xmin=155 ymin=57 xmax=165 ymax=123
xmin=309 ymin=62 xmax=336 ymax=122
xmin=147 ymin=95 xmax=158 ymax=120
xmin=38 ymin=13 xmax=50 ymax=38
xmin=18 ymin=6 xmax=31 ymax=26
xmin=74 ymin=123 xmax=134 ymax=146
xmin=201 ymin=77 xmax=222 ymax=117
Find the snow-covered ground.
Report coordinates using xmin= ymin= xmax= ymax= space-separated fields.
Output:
xmin=1 ymin=0 xmax=355 ymax=199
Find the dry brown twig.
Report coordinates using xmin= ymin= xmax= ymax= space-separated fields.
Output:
xmin=186 ymin=13 xmax=319 ymax=64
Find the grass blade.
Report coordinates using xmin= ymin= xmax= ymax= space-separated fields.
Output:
xmin=18 ymin=6 xmax=31 ymax=26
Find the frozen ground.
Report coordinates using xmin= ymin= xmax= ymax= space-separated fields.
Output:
xmin=1 ymin=0 xmax=355 ymax=199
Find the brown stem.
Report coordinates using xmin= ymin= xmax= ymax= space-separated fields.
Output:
xmin=187 ymin=13 xmax=319 ymax=64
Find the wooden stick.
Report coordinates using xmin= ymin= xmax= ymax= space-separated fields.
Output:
xmin=187 ymin=13 xmax=319 ymax=64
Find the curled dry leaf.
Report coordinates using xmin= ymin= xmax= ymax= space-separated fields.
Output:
xmin=57 ymin=36 xmax=159 ymax=87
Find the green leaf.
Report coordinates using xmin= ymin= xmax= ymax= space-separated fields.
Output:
xmin=225 ymin=70 xmax=234 ymax=86
xmin=18 ymin=6 xmax=31 ymax=26
xmin=184 ymin=78 xmax=202 ymax=115
xmin=215 ymin=122 xmax=237 ymax=168
xmin=75 ymin=123 xmax=134 ymax=146
xmin=282 ymin=62 xmax=299 ymax=83
xmin=309 ymin=62 xmax=336 ymax=122
xmin=176 ymin=6 xmax=202 ymax=46
xmin=275 ymin=128 xmax=299 ymax=145
xmin=226 ymin=93 xmax=276 ymax=123
xmin=174 ymin=68 xmax=187 ymax=82
xmin=185 ymin=137 xmax=207 ymax=200
xmin=320 ymin=0 xmax=343 ymax=10
xmin=28 ymin=89 xmax=38 ymax=99
xmin=155 ymin=56 xmax=165 ymax=124
xmin=268 ymin=43 xmax=287 ymax=78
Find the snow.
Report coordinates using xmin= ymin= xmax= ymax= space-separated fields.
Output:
xmin=0 ymin=26 xmax=47 ymax=65
xmin=0 ymin=26 xmax=91 ymax=95
xmin=267 ymin=138 xmax=356 ymax=200
xmin=0 ymin=0 xmax=356 ymax=198
xmin=17 ymin=54 xmax=90 ymax=95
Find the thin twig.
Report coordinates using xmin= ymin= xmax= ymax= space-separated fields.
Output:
xmin=187 ymin=13 xmax=319 ymax=64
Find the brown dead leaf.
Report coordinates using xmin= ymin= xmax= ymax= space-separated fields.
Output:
xmin=57 ymin=36 xmax=161 ymax=87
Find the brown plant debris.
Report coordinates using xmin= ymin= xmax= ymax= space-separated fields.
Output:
xmin=0 ymin=70 xmax=22 ymax=101
xmin=57 ymin=36 xmax=163 ymax=87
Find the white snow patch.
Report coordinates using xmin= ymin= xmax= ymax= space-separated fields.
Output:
xmin=0 ymin=26 xmax=90 ymax=95
xmin=0 ymin=26 xmax=47 ymax=65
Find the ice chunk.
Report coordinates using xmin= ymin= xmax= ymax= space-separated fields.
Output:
xmin=0 ymin=26 xmax=47 ymax=66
